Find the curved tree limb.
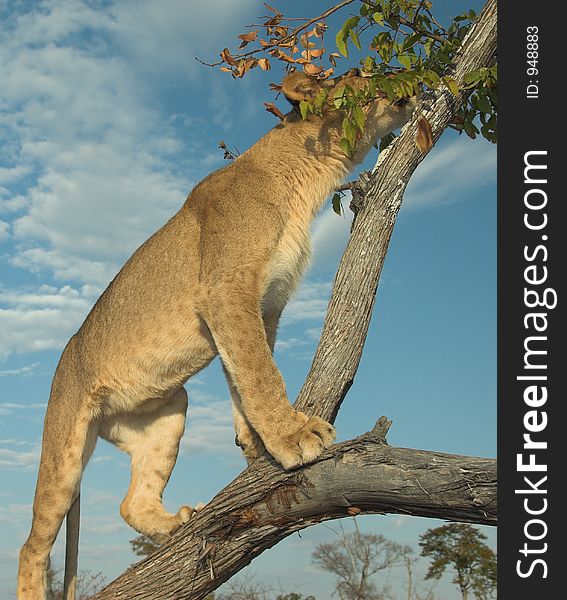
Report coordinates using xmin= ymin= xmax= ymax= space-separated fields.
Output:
xmin=91 ymin=420 xmax=496 ymax=600
xmin=91 ymin=1 xmax=497 ymax=598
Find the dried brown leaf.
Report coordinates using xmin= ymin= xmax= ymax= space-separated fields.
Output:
xmin=220 ymin=48 xmax=237 ymax=66
xmin=272 ymin=26 xmax=288 ymax=38
xmin=278 ymin=50 xmax=296 ymax=64
xmin=263 ymin=2 xmax=280 ymax=14
xmin=238 ymin=31 xmax=258 ymax=43
xmin=265 ymin=17 xmax=281 ymax=29
xmin=416 ymin=117 xmax=434 ymax=152
xmin=309 ymin=48 xmax=325 ymax=58
xmin=264 ymin=102 xmax=285 ymax=120
xmin=303 ymin=63 xmax=323 ymax=76
xmin=244 ymin=58 xmax=257 ymax=71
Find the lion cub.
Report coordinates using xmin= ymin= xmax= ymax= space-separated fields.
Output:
xmin=18 ymin=70 xmax=416 ymax=599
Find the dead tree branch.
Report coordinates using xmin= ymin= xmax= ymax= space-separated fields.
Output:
xmin=91 ymin=421 xmax=495 ymax=599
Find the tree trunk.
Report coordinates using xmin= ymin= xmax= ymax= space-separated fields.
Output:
xmin=90 ymin=1 xmax=497 ymax=598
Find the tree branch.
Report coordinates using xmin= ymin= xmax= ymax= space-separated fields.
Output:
xmin=91 ymin=421 xmax=495 ymax=600
xmin=196 ymin=0 xmax=357 ymax=67
xmin=294 ymin=0 xmax=496 ymax=422
xmin=91 ymin=1 xmax=497 ymax=597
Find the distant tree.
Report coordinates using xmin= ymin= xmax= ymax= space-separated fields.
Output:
xmin=419 ymin=524 xmax=496 ymax=600
xmin=215 ymin=573 xmax=316 ymax=600
xmin=398 ymin=546 xmax=436 ymax=600
xmin=45 ymin=560 xmax=106 ymax=600
xmin=216 ymin=576 xmax=271 ymax=600
xmin=129 ymin=534 xmax=161 ymax=558
xmin=312 ymin=522 xmax=408 ymax=600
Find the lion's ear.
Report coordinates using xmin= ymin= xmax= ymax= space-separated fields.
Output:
xmin=281 ymin=72 xmax=321 ymax=105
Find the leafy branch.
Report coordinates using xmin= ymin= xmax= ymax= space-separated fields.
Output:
xmin=199 ymin=0 xmax=497 ymax=148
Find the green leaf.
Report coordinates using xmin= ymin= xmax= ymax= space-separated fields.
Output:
xmin=363 ymin=55 xmax=375 ymax=72
xmin=443 ymin=76 xmax=459 ymax=96
xmin=402 ymin=33 xmax=422 ymax=52
xmin=398 ymin=54 xmax=412 ymax=69
xmin=372 ymin=12 xmax=384 ymax=25
xmin=333 ymin=87 xmax=347 ymax=108
xmin=423 ymin=69 xmax=440 ymax=87
xmin=463 ymin=120 xmax=478 ymax=139
xmin=353 ymin=106 xmax=366 ymax=132
xmin=336 ymin=30 xmax=348 ymax=57
xmin=340 ymin=137 xmax=352 ymax=157
xmin=476 ymin=93 xmax=492 ymax=114
xmin=349 ymin=29 xmax=361 ymax=50
xmin=342 ymin=116 xmax=357 ymax=146
xmin=343 ymin=15 xmax=360 ymax=30
xmin=332 ymin=193 xmax=343 ymax=215
xmin=299 ymin=101 xmax=311 ymax=120
xmin=378 ymin=78 xmax=396 ymax=102
xmin=313 ymin=88 xmax=328 ymax=111
xmin=463 ymin=70 xmax=482 ymax=86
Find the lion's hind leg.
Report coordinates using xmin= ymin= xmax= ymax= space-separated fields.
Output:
xmin=100 ymin=387 xmax=197 ymax=543
xmin=18 ymin=404 xmax=97 ymax=600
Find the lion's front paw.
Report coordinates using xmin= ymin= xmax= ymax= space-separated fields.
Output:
xmin=270 ymin=415 xmax=336 ymax=470
xmin=177 ymin=503 xmax=205 ymax=523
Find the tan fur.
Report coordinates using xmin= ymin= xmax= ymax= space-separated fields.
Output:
xmin=17 ymin=71 xmax=416 ymax=599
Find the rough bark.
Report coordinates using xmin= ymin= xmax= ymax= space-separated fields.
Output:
xmin=91 ymin=420 xmax=495 ymax=600
xmin=91 ymin=1 xmax=497 ymax=598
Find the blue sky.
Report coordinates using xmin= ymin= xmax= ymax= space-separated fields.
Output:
xmin=0 ymin=1 xmax=495 ymax=598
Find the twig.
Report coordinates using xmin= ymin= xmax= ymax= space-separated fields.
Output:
xmin=196 ymin=0 xmax=357 ymax=68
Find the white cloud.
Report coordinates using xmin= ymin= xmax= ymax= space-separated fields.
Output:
xmin=0 ymin=165 xmax=31 ymax=185
xmin=0 ymin=195 xmax=28 ymax=213
xmin=0 ymin=439 xmax=40 ymax=471
xmin=0 ymin=220 xmax=9 ymax=242
xmin=311 ymin=206 xmax=353 ymax=273
xmin=110 ymin=0 xmax=257 ymax=78
xmin=0 ymin=502 xmax=34 ymax=525
xmin=0 ymin=402 xmax=45 ymax=411
xmin=81 ymin=514 xmax=128 ymax=536
xmin=403 ymin=135 xmax=496 ymax=209
xmin=0 ymin=0 xmax=260 ymax=295
xmin=281 ymin=281 xmax=333 ymax=326
xmin=274 ymin=337 xmax=310 ymax=352
xmin=181 ymin=389 xmax=239 ymax=457
xmin=0 ymin=284 xmax=98 ymax=357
